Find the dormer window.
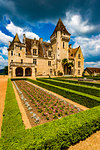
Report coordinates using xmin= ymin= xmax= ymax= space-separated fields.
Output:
xmin=78 ymin=54 xmax=81 ymax=59
xmin=11 ymin=51 xmax=13 ymax=56
xmin=33 ymin=49 xmax=37 ymax=55
xmin=48 ymin=51 xmax=51 ymax=57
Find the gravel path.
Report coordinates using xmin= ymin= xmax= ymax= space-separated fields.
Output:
xmin=68 ymin=130 xmax=100 ymax=150
xmin=0 ymin=77 xmax=8 ymax=136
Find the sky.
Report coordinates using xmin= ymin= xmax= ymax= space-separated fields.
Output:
xmin=0 ymin=0 xmax=100 ymax=69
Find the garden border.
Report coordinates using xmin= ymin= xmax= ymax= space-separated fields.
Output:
xmin=0 ymin=78 xmax=100 ymax=150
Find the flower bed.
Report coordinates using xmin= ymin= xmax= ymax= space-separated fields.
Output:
xmin=15 ymin=80 xmax=81 ymax=126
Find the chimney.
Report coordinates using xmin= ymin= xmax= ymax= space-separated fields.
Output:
xmin=9 ymin=41 xmax=11 ymax=46
xmin=23 ymin=34 xmax=26 ymax=44
xmin=69 ymin=44 xmax=72 ymax=48
xmin=39 ymin=38 xmax=43 ymax=44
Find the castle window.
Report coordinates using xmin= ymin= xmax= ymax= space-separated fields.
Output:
xmin=78 ymin=61 xmax=81 ymax=67
xmin=21 ymin=59 xmax=23 ymax=64
xmin=33 ymin=49 xmax=37 ymax=55
xmin=18 ymin=53 xmax=20 ymax=57
xmin=20 ymin=47 xmax=22 ymax=50
xmin=33 ymin=59 xmax=37 ymax=65
xmin=11 ymin=60 xmax=13 ymax=63
xmin=63 ymin=42 xmax=65 ymax=49
xmin=50 ymin=69 xmax=52 ymax=74
xmin=48 ymin=61 xmax=51 ymax=66
xmin=48 ymin=51 xmax=51 ymax=57
xmin=78 ymin=54 xmax=81 ymax=59
xmin=78 ymin=70 xmax=80 ymax=75
xmin=11 ymin=51 xmax=13 ymax=56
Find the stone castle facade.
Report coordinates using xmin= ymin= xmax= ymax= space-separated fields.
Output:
xmin=8 ymin=19 xmax=84 ymax=77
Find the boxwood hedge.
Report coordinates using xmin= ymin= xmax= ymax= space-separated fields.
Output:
xmin=0 ymin=78 xmax=100 ymax=150
xmin=37 ymin=78 xmax=100 ymax=97
xmin=52 ymin=77 xmax=100 ymax=88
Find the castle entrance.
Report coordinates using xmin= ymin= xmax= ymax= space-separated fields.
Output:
xmin=16 ymin=67 xmax=23 ymax=76
xmin=25 ymin=68 xmax=32 ymax=76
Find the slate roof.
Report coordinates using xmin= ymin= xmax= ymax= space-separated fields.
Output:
xmin=85 ymin=67 xmax=100 ymax=74
xmin=8 ymin=33 xmax=21 ymax=50
xmin=68 ymin=46 xmax=79 ymax=59
xmin=26 ymin=38 xmax=51 ymax=57
xmin=51 ymin=18 xmax=71 ymax=37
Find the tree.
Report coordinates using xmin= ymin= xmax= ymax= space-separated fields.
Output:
xmin=62 ymin=59 xmax=74 ymax=75
xmin=4 ymin=66 xmax=8 ymax=75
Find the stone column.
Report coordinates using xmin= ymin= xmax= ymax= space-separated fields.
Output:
xmin=23 ymin=68 xmax=25 ymax=77
xmin=32 ymin=67 xmax=35 ymax=77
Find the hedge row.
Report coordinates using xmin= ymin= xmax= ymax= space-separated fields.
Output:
xmin=1 ymin=78 xmax=100 ymax=150
xmin=52 ymin=77 xmax=100 ymax=88
xmin=1 ymin=79 xmax=25 ymax=149
xmin=37 ymin=78 xmax=100 ymax=97
xmin=27 ymin=78 xmax=100 ymax=108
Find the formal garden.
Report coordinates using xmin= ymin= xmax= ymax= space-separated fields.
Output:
xmin=14 ymin=80 xmax=81 ymax=126
xmin=0 ymin=77 xmax=100 ymax=149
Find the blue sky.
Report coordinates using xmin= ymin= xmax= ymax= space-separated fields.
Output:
xmin=0 ymin=0 xmax=100 ymax=69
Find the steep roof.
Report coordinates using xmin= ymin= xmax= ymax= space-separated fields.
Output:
xmin=69 ymin=46 xmax=79 ymax=60
xmin=8 ymin=33 xmax=21 ymax=50
xmin=51 ymin=18 xmax=71 ymax=37
xmin=13 ymin=33 xmax=21 ymax=43
xmin=26 ymin=38 xmax=51 ymax=57
xmin=85 ymin=67 xmax=100 ymax=74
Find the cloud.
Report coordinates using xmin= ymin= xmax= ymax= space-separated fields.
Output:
xmin=0 ymin=31 xmax=13 ymax=44
xmin=0 ymin=46 xmax=8 ymax=56
xmin=6 ymin=21 xmax=40 ymax=41
xmin=63 ymin=11 xmax=99 ymax=35
xmin=72 ymin=34 xmax=100 ymax=57
xmin=0 ymin=55 xmax=8 ymax=69
xmin=85 ymin=61 xmax=100 ymax=68
xmin=72 ymin=34 xmax=100 ymax=67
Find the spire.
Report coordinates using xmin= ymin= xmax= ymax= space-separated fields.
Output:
xmin=50 ymin=18 xmax=71 ymax=37
xmin=13 ymin=33 xmax=20 ymax=43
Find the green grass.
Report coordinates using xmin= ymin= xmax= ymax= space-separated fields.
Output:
xmin=37 ymin=78 xmax=100 ymax=97
xmin=0 ymin=78 xmax=100 ymax=149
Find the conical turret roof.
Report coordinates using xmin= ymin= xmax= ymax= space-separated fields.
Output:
xmin=51 ymin=18 xmax=71 ymax=37
xmin=13 ymin=33 xmax=21 ymax=43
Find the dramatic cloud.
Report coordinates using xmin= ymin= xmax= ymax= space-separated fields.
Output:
xmin=0 ymin=46 xmax=8 ymax=56
xmin=0 ymin=55 xmax=8 ymax=69
xmin=63 ymin=11 xmax=99 ymax=35
xmin=0 ymin=31 xmax=13 ymax=44
xmin=6 ymin=21 xmax=40 ymax=41
xmin=72 ymin=34 xmax=100 ymax=67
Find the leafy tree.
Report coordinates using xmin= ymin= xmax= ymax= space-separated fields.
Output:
xmin=4 ymin=66 xmax=8 ymax=75
xmin=62 ymin=59 xmax=74 ymax=74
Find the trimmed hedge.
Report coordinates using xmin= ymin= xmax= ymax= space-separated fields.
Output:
xmin=1 ymin=78 xmax=100 ymax=150
xmin=37 ymin=78 xmax=100 ymax=97
xmin=52 ymin=77 xmax=100 ymax=88
xmin=27 ymin=78 xmax=100 ymax=108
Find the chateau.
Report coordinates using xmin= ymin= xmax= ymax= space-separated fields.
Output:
xmin=8 ymin=19 xmax=84 ymax=77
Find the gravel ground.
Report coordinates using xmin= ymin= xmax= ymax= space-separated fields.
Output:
xmin=68 ymin=130 xmax=100 ymax=150
xmin=0 ymin=77 xmax=8 ymax=136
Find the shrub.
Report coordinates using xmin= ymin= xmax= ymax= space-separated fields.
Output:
xmin=37 ymin=78 xmax=100 ymax=97
xmin=27 ymin=78 xmax=100 ymax=108
xmin=1 ymin=78 xmax=100 ymax=150
xmin=52 ymin=77 xmax=100 ymax=88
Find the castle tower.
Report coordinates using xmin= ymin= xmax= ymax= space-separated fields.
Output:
xmin=50 ymin=18 xmax=71 ymax=75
